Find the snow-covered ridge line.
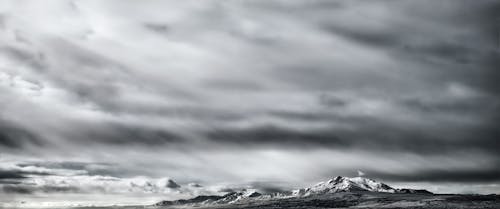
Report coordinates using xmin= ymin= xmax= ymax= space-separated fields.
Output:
xmin=293 ymin=176 xmax=397 ymax=196
xmin=154 ymin=176 xmax=432 ymax=207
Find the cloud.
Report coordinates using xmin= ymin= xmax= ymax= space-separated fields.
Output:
xmin=0 ymin=170 xmax=26 ymax=180
xmin=2 ymin=185 xmax=33 ymax=194
xmin=0 ymin=161 xmax=201 ymax=196
xmin=163 ymin=178 xmax=181 ymax=189
xmin=369 ymin=168 xmax=500 ymax=183
xmin=202 ymin=118 xmax=500 ymax=156
xmin=0 ymin=119 xmax=44 ymax=149
xmin=0 ymin=175 xmax=182 ymax=195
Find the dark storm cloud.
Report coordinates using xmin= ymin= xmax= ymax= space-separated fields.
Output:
xmin=0 ymin=170 xmax=26 ymax=179
xmin=206 ymin=88 xmax=500 ymax=156
xmin=318 ymin=94 xmax=348 ymax=107
xmin=0 ymin=46 xmax=47 ymax=71
xmin=0 ymin=169 xmax=50 ymax=180
xmin=368 ymin=168 xmax=500 ymax=183
xmin=205 ymin=126 xmax=345 ymax=147
xmin=0 ymin=180 xmax=23 ymax=185
xmin=81 ymin=123 xmax=186 ymax=146
xmin=144 ymin=23 xmax=170 ymax=33
xmin=165 ymin=179 xmax=181 ymax=188
xmin=2 ymin=185 xmax=33 ymax=194
xmin=400 ymin=97 xmax=484 ymax=113
xmin=202 ymin=79 xmax=264 ymax=92
xmin=323 ymin=25 xmax=399 ymax=49
xmin=1 ymin=184 xmax=81 ymax=194
xmin=0 ymin=120 xmax=43 ymax=149
xmin=40 ymin=39 xmax=128 ymax=107
xmin=43 ymin=38 xmax=200 ymax=111
xmin=39 ymin=185 xmax=81 ymax=193
xmin=319 ymin=0 xmax=500 ymax=95
xmin=1 ymin=115 xmax=187 ymax=149
xmin=327 ymin=26 xmax=478 ymax=65
xmin=203 ymin=122 xmax=500 ymax=156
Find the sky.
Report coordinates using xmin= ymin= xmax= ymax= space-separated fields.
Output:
xmin=0 ymin=0 xmax=499 ymax=207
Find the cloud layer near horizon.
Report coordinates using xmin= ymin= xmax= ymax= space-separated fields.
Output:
xmin=0 ymin=0 xmax=499 ymax=205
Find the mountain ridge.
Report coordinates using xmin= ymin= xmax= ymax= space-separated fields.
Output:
xmin=154 ymin=176 xmax=432 ymax=207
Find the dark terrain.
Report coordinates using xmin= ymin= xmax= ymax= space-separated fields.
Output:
xmin=9 ymin=192 xmax=499 ymax=209
xmin=151 ymin=192 xmax=500 ymax=209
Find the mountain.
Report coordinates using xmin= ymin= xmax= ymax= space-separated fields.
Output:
xmin=292 ymin=176 xmax=396 ymax=196
xmin=292 ymin=176 xmax=432 ymax=195
xmin=154 ymin=190 xmax=263 ymax=206
xmin=154 ymin=176 xmax=433 ymax=207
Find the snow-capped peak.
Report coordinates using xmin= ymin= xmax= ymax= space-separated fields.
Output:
xmin=293 ymin=176 xmax=396 ymax=196
xmin=212 ymin=189 xmax=262 ymax=204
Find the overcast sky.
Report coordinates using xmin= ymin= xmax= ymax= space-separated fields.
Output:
xmin=0 ymin=0 xmax=499 ymax=207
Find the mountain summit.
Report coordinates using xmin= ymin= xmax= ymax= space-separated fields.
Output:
xmin=293 ymin=176 xmax=396 ymax=196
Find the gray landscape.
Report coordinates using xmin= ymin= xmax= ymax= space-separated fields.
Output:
xmin=159 ymin=193 xmax=500 ymax=209
xmin=0 ymin=0 xmax=499 ymax=208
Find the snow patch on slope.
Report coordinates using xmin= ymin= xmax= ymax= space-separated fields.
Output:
xmin=293 ymin=176 xmax=396 ymax=196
